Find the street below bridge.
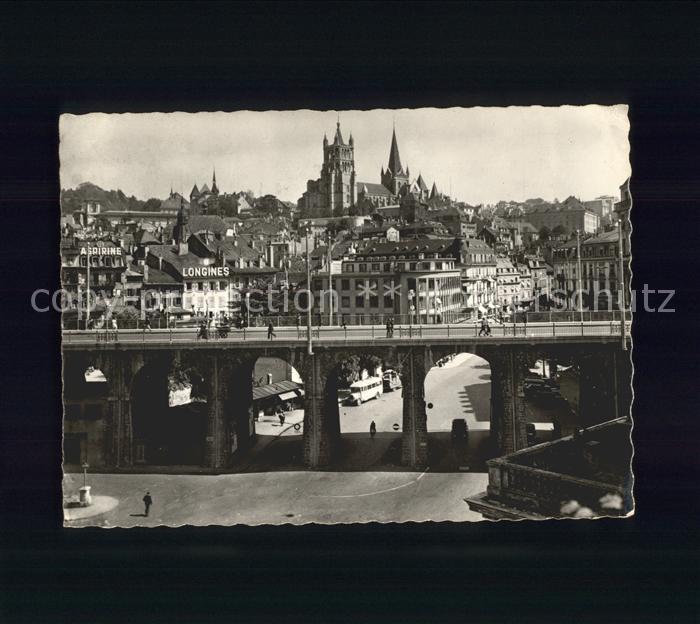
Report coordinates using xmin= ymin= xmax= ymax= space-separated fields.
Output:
xmin=64 ymin=354 xmax=571 ymax=526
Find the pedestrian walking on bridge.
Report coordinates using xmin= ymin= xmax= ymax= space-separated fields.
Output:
xmin=478 ymin=318 xmax=491 ymax=336
xmin=370 ymin=421 xmax=377 ymax=439
xmin=267 ymin=321 xmax=276 ymax=340
xmin=142 ymin=491 xmax=153 ymax=517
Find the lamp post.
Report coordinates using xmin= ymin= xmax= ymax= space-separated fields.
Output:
xmin=305 ymin=234 xmax=313 ymax=355
xmin=576 ymin=229 xmax=584 ymax=323
xmin=85 ymin=243 xmax=91 ymax=329
xmin=245 ymin=291 xmax=250 ymax=327
xmin=408 ymin=289 xmax=415 ymax=326
xmin=618 ymin=217 xmax=627 ymax=350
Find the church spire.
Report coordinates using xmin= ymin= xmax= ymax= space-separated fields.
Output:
xmin=333 ymin=119 xmax=345 ymax=145
xmin=211 ymin=167 xmax=218 ymax=194
xmin=387 ymin=127 xmax=403 ymax=174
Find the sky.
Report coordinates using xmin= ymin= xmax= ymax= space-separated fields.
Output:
xmin=59 ymin=106 xmax=630 ymax=206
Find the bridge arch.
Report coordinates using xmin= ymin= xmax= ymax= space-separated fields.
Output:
xmin=62 ymin=352 xmax=111 ymax=467
xmin=130 ymin=352 xmax=209 ymax=466
xmin=423 ymin=351 xmax=494 ymax=471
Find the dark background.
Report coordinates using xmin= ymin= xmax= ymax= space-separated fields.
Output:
xmin=1 ymin=2 xmax=698 ymax=622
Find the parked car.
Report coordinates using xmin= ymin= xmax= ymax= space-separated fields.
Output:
xmin=382 ymin=369 xmax=402 ymax=392
xmin=450 ymin=419 xmax=469 ymax=444
xmin=524 ymin=376 xmax=558 ymax=389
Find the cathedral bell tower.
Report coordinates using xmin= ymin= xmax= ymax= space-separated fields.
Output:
xmin=319 ymin=120 xmax=356 ymax=217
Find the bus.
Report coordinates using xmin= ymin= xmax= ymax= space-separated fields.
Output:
xmin=382 ymin=369 xmax=402 ymax=392
xmin=342 ymin=376 xmax=384 ymax=406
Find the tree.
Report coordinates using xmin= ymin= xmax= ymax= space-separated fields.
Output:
xmin=143 ymin=198 xmax=162 ymax=212
xmin=538 ymin=226 xmax=551 ymax=241
xmin=552 ymin=224 xmax=568 ymax=237
xmin=217 ymin=194 xmax=238 ymax=217
xmin=335 ymin=353 xmax=384 ymax=388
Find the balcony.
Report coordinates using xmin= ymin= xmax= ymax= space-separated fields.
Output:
xmin=466 ymin=418 xmax=633 ymax=520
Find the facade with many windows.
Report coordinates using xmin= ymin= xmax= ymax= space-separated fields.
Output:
xmin=550 ymin=227 xmax=626 ymax=312
xmin=496 ymin=257 xmax=521 ymax=309
xmin=312 ymin=240 xmax=463 ymax=324
xmin=459 ymin=237 xmax=497 ymax=318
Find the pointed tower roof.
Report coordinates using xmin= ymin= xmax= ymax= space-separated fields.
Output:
xmin=349 ymin=132 xmax=354 ymax=146
xmin=417 ymin=173 xmax=428 ymax=191
xmin=387 ymin=127 xmax=403 ymax=174
xmin=174 ymin=196 xmax=191 ymax=244
xmin=190 ymin=183 xmax=200 ymax=196
xmin=211 ymin=168 xmax=218 ymax=194
xmin=333 ymin=121 xmax=345 ymax=145
xmin=430 ymin=182 xmax=439 ymax=199
xmin=200 ymin=183 xmax=210 ymax=194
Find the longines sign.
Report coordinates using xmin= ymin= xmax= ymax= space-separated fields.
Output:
xmin=182 ymin=266 xmax=230 ymax=278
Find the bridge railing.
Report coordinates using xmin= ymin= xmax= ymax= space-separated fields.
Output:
xmin=62 ymin=320 xmax=632 ymax=345
xmin=61 ymin=310 xmax=632 ymax=331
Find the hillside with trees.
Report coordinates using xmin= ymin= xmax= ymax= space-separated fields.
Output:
xmin=60 ymin=182 xmax=161 ymax=214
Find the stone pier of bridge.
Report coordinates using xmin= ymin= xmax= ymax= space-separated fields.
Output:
xmin=61 ymin=341 xmax=632 ymax=472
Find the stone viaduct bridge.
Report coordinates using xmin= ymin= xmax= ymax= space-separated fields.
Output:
xmin=61 ymin=322 xmax=632 ymax=470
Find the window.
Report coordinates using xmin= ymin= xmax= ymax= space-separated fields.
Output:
xmin=341 ymin=296 xmax=350 ymax=308
xmin=359 ymin=263 xmax=367 ymax=272
xmin=220 ymin=281 xmax=227 ymax=290
xmin=372 ymin=263 xmax=380 ymax=271
xmin=197 ymin=282 xmax=203 ymax=291
xmin=355 ymin=295 xmax=364 ymax=308
xmin=369 ymin=296 xmax=379 ymax=308
xmin=341 ymin=279 xmax=350 ymax=290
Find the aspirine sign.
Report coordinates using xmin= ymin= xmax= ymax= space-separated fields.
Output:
xmin=80 ymin=245 xmax=123 ymax=256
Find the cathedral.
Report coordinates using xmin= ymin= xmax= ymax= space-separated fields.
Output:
xmin=299 ymin=122 xmax=442 ymax=218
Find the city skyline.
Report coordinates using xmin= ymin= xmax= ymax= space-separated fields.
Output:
xmin=59 ymin=106 xmax=630 ymax=206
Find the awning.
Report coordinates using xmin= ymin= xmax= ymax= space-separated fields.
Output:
xmin=252 ymin=380 xmax=303 ymax=402
xmin=477 ymin=305 xmax=487 ymax=313
xmin=278 ymin=391 xmax=298 ymax=401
